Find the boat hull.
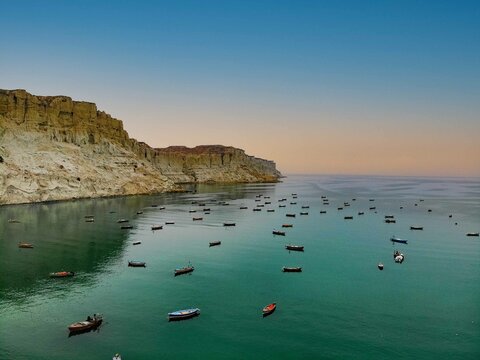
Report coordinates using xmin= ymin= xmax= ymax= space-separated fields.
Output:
xmin=168 ymin=308 xmax=200 ymax=321
xmin=282 ymin=267 xmax=302 ymax=272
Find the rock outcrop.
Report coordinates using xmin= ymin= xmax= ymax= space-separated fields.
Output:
xmin=0 ymin=89 xmax=280 ymax=205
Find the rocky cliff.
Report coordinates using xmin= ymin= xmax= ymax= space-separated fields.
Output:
xmin=0 ymin=89 xmax=280 ymax=205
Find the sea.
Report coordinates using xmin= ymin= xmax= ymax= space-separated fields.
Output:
xmin=0 ymin=175 xmax=479 ymax=360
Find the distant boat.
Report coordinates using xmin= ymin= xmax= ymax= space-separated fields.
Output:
xmin=282 ymin=224 xmax=293 ymax=228
xmin=282 ymin=267 xmax=302 ymax=272
xmin=151 ymin=204 xmax=158 ymax=207
xmin=257 ymin=204 xmax=264 ymax=207
xmin=223 ymin=222 xmax=236 ymax=227
xmin=320 ymin=210 xmax=327 ymax=214
xmin=8 ymin=219 xmax=21 ymax=223
xmin=285 ymin=245 xmax=304 ymax=252
xmin=344 ymin=216 xmax=353 ymax=220
xmin=286 ymin=213 xmax=296 ymax=218
xmin=253 ymin=208 xmax=262 ymax=212
xmin=168 ymin=308 xmax=200 ymax=321
xmin=369 ymin=199 xmax=375 ymax=202
xmin=50 ymin=271 xmax=75 ymax=278
xmin=151 ymin=225 xmax=163 ymax=230
xmin=18 ymin=243 xmax=34 ymax=249
xmin=113 ymin=353 xmax=121 ymax=360
xmin=391 ymin=236 xmax=408 ymax=244
xmin=68 ymin=315 xmax=102 ymax=334
xmin=272 ymin=230 xmax=286 ymax=236
xmin=393 ymin=250 xmax=405 ymax=263
xmin=384 ymin=215 xmax=395 ymax=219
xmin=265 ymin=201 xmax=271 ymax=204
xmin=385 ymin=219 xmax=396 ymax=223
xmin=84 ymin=215 xmax=94 ymax=219
xmin=209 ymin=241 xmax=221 ymax=247
xmin=203 ymin=208 xmax=211 ymax=212
xmin=358 ymin=212 xmax=364 ymax=215
xmin=300 ymin=212 xmax=308 ymax=215
xmin=117 ymin=219 xmax=129 ymax=223
xmin=132 ymin=241 xmax=141 ymax=245
xmin=174 ymin=265 xmax=194 ymax=276
xmin=267 ymin=209 xmax=275 ymax=212
xmin=128 ymin=261 xmax=146 ymax=267
xmin=377 ymin=263 xmax=384 ymax=270
xmin=239 ymin=206 xmax=248 ymax=209
xmin=279 ymin=205 xmax=286 ymax=208
xmin=290 ymin=202 xmax=297 ymax=205
xmin=192 ymin=217 xmax=203 ymax=221
xmin=159 ymin=206 xmax=166 ymax=210
xmin=337 ymin=207 xmax=343 ymax=211
xmin=165 ymin=221 xmax=175 ymax=225
xmin=466 ymin=232 xmax=479 ymax=237
xmin=85 ymin=218 xmax=95 ymax=223
xmin=301 ymin=205 xmax=310 ymax=209
xmin=189 ymin=210 xmax=197 ymax=213
xmin=410 ymin=226 xmax=423 ymax=230
xmin=121 ymin=225 xmax=133 ymax=229
xmin=369 ymin=207 xmax=376 ymax=210
xmin=262 ymin=303 xmax=276 ymax=317
xmin=136 ymin=211 xmax=143 ymax=214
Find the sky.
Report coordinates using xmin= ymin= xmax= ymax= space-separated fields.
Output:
xmin=1 ymin=0 xmax=479 ymax=176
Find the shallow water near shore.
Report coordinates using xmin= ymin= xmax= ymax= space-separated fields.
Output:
xmin=1 ymin=175 xmax=479 ymax=359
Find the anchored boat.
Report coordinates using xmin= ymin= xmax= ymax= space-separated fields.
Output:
xmin=262 ymin=303 xmax=276 ymax=317
xmin=168 ymin=308 xmax=200 ymax=321
xmin=174 ymin=265 xmax=194 ymax=276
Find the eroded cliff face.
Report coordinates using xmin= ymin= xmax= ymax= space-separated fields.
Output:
xmin=0 ymin=89 xmax=280 ymax=205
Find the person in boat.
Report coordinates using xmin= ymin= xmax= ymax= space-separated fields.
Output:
xmin=87 ymin=316 xmax=92 ymax=321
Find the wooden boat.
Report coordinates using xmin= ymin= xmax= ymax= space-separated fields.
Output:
xmin=223 ymin=222 xmax=236 ymax=227
xmin=344 ymin=216 xmax=353 ymax=220
xmin=192 ymin=217 xmax=203 ymax=221
xmin=18 ymin=243 xmax=34 ymax=249
xmin=282 ymin=224 xmax=293 ymax=228
xmin=151 ymin=225 xmax=163 ymax=230
xmin=68 ymin=314 xmax=103 ymax=333
xmin=168 ymin=308 xmax=200 ymax=321
xmin=320 ymin=210 xmax=327 ymax=214
xmin=272 ymin=230 xmax=286 ymax=236
xmin=174 ymin=265 xmax=194 ymax=276
xmin=117 ymin=219 xmax=129 ymax=223
xmin=393 ymin=250 xmax=405 ymax=263
xmin=132 ymin=241 xmax=141 ymax=245
xmin=378 ymin=263 xmax=384 ymax=270
xmin=262 ymin=302 xmax=276 ymax=317
xmin=427 ymin=209 xmax=432 ymax=212
xmin=286 ymin=213 xmax=296 ymax=218
xmin=50 ymin=271 xmax=75 ymax=278
xmin=285 ymin=245 xmax=304 ymax=252
xmin=385 ymin=219 xmax=396 ymax=223
xmin=292 ymin=196 xmax=298 ymax=199
xmin=282 ymin=267 xmax=302 ymax=272
xmin=321 ymin=195 xmax=327 ymax=199
xmin=466 ymin=232 xmax=479 ymax=237
xmin=128 ymin=261 xmax=146 ymax=267
xmin=165 ymin=221 xmax=175 ymax=225
xmin=209 ymin=241 xmax=221 ymax=247
xmin=300 ymin=212 xmax=308 ymax=215
xmin=391 ymin=236 xmax=408 ymax=244
xmin=121 ymin=225 xmax=133 ymax=229
xmin=410 ymin=226 xmax=423 ymax=230
xmin=265 ymin=201 xmax=272 ymax=205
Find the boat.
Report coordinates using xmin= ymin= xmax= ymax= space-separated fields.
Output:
xmin=369 ymin=199 xmax=375 ymax=202
xmin=202 ymin=208 xmax=211 ymax=212
xmin=279 ymin=205 xmax=286 ymax=208
xmin=18 ymin=243 xmax=34 ymax=248
xmin=369 ymin=207 xmax=376 ymax=210
xmin=344 ymin=216 xmax=353 ymax=220
xmin=300 ymin=212 xmax=308 ymax=215
xmin=121 ymin=225 xmax=133 ymax=229
xmin=253 ymin=208 xmax=262 ymax=212
xmin=117 ymin=219 xmax=129 ymax=223
xmin=239 ymin=206 xmax=248 ymax=209
xmin=265 ymin=201 xmax=271 ymax=204
xmin=136 ymin=211 xmax=143 ymax=214
xmin=385 ymin=219 xmax=396 ymax=223
xmin=319 ymin=210 xmax=327 ymax=214
xmin=68 ymin=314 xmax=103 ymax=333
xmin=165 ymin=221 xmax=175 ymax=225
xmin=286 ymin=213 xmax=296 ymax=218
xmin=358 ymin=212 xmax=364 ymax=215
xmin=410 ymin=226 xmax=423 ymax=230
xmin=285 ymin=245 xmax=304 ymax=251
xmin=151 ymin=225 xmax=163 ymax=230
xmin=132 ymin=241 xmax=141 ymax=245
xmin=301 ymin=206 xmax=310 ymax=209
xmin=159 ymin=206 xmax=166 ymax=210
xmin=84 ymin=215 xmax=94 ymax=219
xmin=466 ymin=232 xmax=479 ymax=237
xmin=257 ymin=204 xmax=264 ymax=207
xmin=168 ymin=308 xmax=200 ymax=321
xmin=391 ymin=236 xmax=408 ymax=244
xmin=272 ymin=230 xmax=286 ymax=236
xmin=282 ymin=267 xmax=302 ymax=272
xmin=393 ymin=250 xmax=405 ymax=263
xmin=128 ymin=261 xmax=146 ymax=267
xmin=113 ymin=354 xmax=122 ymax=360
xmin=151 ymin=204 xmax=158 ymax=207
xmin=378 ymin=263 xmax=384 ymax=270
xmin=192 ymin=217 xmax=203 ymax=221
xmin=189 ymin=210 xmax=197 ymax=213
xmin=337 ymin=207 xmax=343 ymax=211
xmin=174 ymin=265 xmax=194 ymax=276
xmin=282 ymin=224 xmax=293 ymax=228
xmin=85 ymin=218 xmax=95 ymax=223
xmin=384 ymin=215 xmax=395 ymax=219
xmin=223 ymin=222 xmax=236 ymax=227
xmin=50 ymin=271 xmax=75 ymax=278
xmin=262 ymin=303 xmax=276 ymax=317
xmin=267 ymin=209 xmax=275 ymax=212
xmin=209 ymin=241 xmax=221 ymax=247
xmin=290 ymin=202 xmax=297 ymax=205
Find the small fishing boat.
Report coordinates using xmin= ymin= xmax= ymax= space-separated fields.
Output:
xmin=410 ymin=226 xmax=423 ymax=230
xmin=282 ymin=224 xmax=293 ymax=228
xmin=159 ymin=206 xmax=166 ymax=210
xmin=300 ymin=212 xmax=308 ymax=215
xmin=84 ymin=215 xmax=94 ymax=219
xmin=385 ymin=219 xmax=396 ymax=223
xmin=209 ymin=241 xmax=221 ymax=247
xmin=255 ymin=199 xmax=261 ymax=202
xmin=165 ymin=221 xmax=175 ymax=225
xmin=121 ymin=225 xmax=133 ymax=229
xmin=265 ymin=201 xmax=271 ymax=204
xmin=290 ymin=202 xmax=297 ymax=205
xmin=132 ymin=241 xmax=141 ymax=245
xmin=344 ymin=216 xmax=353 ymax=220
xmin=384 ymin=215 xmax=395 ymax=219
xmin=369 ymin=207 xmax=376 ymax=210
xmin=50 ymin=271 xmax=75 ymax=278
xmin=262 ymin=303 xmax=276 ymax=317
xmin=267 ymin=209 xmax=275 ymax=212
xmin=427 ymin=209 xmax=432 ymax=212
xmin=369 ymin=199 xmax=375 ymax=202
xmin=391 ymin=236 xmax=408 ymax=244
xmin=239 ymin=206 xmax=248 ymax=209
xmin=189 ymin=210 xmax=197 ymax=213
xmin=285 ymin=245 xmax=304 ymax=251
xmin=319 ymin=210 xmax=327 ymax=214
xmin=18 ymin=243 xmax=34 ymax=249
xmin=151 ymin=225 xmax=163 ymax=230
xmin=223 ymin=222 xmax=236 ymax=226
xmin=286 ymin=213 xmax=296 ymax=217
xmin=378 ymin=263 xmax=384 ymax=270
xmin=393 ymin=250 xmax=405 ymax=263
xmin=174 ymin=265 xmax=194 ymax=276
xmin=203 ymin=208 xmax=211 ymax=212
xmin=358 ymin=212 xmax=364 ymax=215
xmin=301 ymin=205 xmax=310 ymax=209
xmin=279 ymin=205 xmax=286 ymax=208
xmin=85 ymin=218 xmax=95 ymax=223
xmin=272 ymin=230 xmax=286 ymax=236
xmin=282 ymin=267 xmax=302 ymax=272
xmin=321 ymin=196 xmax=327 ymax=199
xmin=128 ymin=261 xmax=146 ymax=267
xmin=68 ymin=314 xmax=103 ymax=333
xmin=168 ymin=308 xmax=200 ymax=321
xmin=117 ymin=219 xmax=129 ymax=223
xmin=136 ymin=211 xmax=143 ymax=214
xmin=337 ymin=207 xmax=343 ymax=210
xmin=192 ymin=217 xmax=203 ymax=221
xmin=466 ymin=232 xmax=479 ymax=237
xmin=253 ymin=208 xmax=262 ymax=212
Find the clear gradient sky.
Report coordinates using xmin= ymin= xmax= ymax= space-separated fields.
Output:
xmin=1 ymin=0 xmax=479 ymax=176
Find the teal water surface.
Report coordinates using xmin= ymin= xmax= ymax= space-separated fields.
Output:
xmin=1 ymin=175 xmax=479 ymax=359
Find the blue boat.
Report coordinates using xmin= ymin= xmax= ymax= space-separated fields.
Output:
xmin=168 ymin=308 xmax=200 ymax=321
xmin=390 ymin=236 xmax=408 ymax=244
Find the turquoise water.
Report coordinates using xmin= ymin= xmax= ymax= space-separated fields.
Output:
xmin=1 ymin=175 xmax=479 ymax=359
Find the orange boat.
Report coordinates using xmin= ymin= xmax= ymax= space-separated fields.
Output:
xmin=263 ymin=303 xmax=276 ymax=317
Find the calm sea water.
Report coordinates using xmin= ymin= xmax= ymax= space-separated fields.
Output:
xmin=1 ymin=175 xmax=479 ymax=359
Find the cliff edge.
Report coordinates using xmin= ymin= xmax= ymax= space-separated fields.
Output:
xmin=0 ymin=89 xmax=281 ymax=205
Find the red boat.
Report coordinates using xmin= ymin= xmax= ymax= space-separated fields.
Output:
xmin=50 ymin=271 xmax=75 ymax=278
xmin=68 ymin=314 xmax=103 ymax=334
xmin=262 ymin=303 xmax=276 ymax=317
